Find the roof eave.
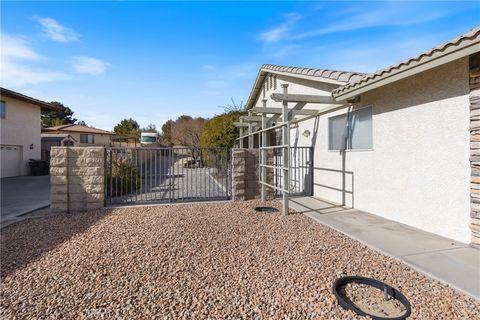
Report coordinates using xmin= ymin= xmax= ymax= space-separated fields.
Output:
xmin=0 ymin=88 xmax=61 ymax=111
xmin=245 ymin=68 xmax=347 ymax=110
xmin=245 ymin=69 xmax=267 ymax=111
xmin=266 ymin=69 xmax=345 ymax=86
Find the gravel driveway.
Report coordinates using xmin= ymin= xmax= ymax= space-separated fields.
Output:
xmin=1 ymin=200 xmax=479 ymax=319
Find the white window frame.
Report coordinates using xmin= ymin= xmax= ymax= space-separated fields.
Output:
xmin=328 ymin=106 xmax=373 ymax=151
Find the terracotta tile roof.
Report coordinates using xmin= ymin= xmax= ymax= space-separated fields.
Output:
xmin=333 ymin=26 xmax=480 ymax=98
xmin=261 ymin=64 xmax=366 ymax=85
xmin=0 ymin=87 xmax=60 ymax=111
xmin=43 ymin=124 xmax=114 ymax=135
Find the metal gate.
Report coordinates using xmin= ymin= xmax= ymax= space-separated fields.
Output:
xmin=273 ymin=146 xmax=313 ymax=197
xmin=106 ymin=147 xmax=231 ymax=205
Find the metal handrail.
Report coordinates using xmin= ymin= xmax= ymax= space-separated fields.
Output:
xmin=259 ymin=145 xmax=288 ymax=149
xmin=259 ymin=181 xmax=289 ymax=194
xmin=259 ymin=164 xmax=289 ymax=171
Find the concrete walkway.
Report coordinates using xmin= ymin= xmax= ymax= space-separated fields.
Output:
xmin=1 ymin=175 xmax=50 ymax=227
xmin=289 ymin=196 xmax=480 ymax=299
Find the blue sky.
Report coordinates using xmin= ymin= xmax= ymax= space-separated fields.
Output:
xmin=1 ymin=1 xmax=479 ymax=130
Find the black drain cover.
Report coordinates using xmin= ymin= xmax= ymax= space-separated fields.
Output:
xmin=332 ymin=276 xmax=412 ymax=320
xmin=255 ymin=206 xmax=279 ymax=213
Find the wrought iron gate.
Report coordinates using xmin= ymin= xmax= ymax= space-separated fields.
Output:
xmin=106 ymin=147 xmax=231 ymax=205
xmin=273 ymin=146 xmax=313 ymax=197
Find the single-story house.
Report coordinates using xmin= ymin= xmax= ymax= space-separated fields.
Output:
xmin=0 ymin=87 xmax=61 ymax=178
xmin=242 ymin=26 xmax=480 ymax=245
xmin=42 ymin=124 xmax=114 ymax=147
xmin=40 ymin=133 xmax=77 ymax=163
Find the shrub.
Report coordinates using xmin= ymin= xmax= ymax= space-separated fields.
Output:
xmin=200 ymin=110 xmax=245 ymax=149
xmin=106 ymin=158 xmax=140 ymax=197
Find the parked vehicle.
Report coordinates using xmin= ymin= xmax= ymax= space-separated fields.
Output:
xmin=140 ymin=132 xmax=160 ymax=147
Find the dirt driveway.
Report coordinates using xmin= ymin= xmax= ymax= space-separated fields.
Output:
xmin=1 ymin=200 xmax=479 ymax=319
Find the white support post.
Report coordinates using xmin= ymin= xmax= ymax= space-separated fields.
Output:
xmin=239 ymin=119 xmax=244 ymax=148
xmin=261 ymin=99 xmax=267 ymax=201
xmin=281 ymin=84 xmax=290 ymax=216
xmin=248 ymin=110 xmax=253 ymax=149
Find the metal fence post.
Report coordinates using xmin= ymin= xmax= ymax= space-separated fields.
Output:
xmin=261 ymin=99 xmax=267 ymax=201
xmin=309 ymin=146 xmax=314 ymax=196
xmin=109 ymin=148 xmax=113 ymax=205
xmin=104 ymin=147 xmax=107 ymax=207
xmin=169 ymin=148 xmax=173 ymax=203
xmin=282 ymin=84 xmax=290 ymax=216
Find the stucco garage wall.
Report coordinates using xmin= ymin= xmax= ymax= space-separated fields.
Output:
xmin=0 ymin=96 xmax=41 ymax=176
xmin=290 ymin=57 xmax=471 ymax=243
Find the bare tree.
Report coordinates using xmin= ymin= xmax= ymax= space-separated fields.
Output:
xmin=171 ymin=116 xmax=206 ymax=161
xmin=219 ymin=98 xmax=244 ymax=113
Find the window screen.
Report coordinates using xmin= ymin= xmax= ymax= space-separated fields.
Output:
xmin=348 ymin=107 xmax=372 ymax=149
xmin=328 ymin=114 xmax=348 ymax=150
xmin=328 ymin=107 xmax=372 ymax=150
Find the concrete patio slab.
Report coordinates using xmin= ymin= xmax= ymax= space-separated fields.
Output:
xmin=289 ymin=196 xmax=480 ymax=299
xmin=1 ymin=175 xmax=50 ymax=227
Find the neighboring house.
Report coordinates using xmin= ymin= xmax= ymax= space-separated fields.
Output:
xmin=42 ymin=124 xmax=114 ymax=147
xmin=40 ymin=134 xmax=77 ymax=163
xmin=0 ymin=87 xmax=61 ymax=178
xmin=243 ymin=27 xmax=480 ymax=245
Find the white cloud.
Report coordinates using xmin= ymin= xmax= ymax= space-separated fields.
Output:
xmin=201 ymin=64 xmax=215 ymax=70
xmin=1 ymin=34 xmax=41 ymax=60
xmin=259 ymin=13 xmax=301 ymax=44
xmin=35 ymin=16 xmax=80 ymax=42
xmin=1 ymin=59 xmax=67 ymax=86
xmin=293 ymin=3 xmax=451 ymax=40
xmin=73 ymin=56 xmax=109 ymax=75
xmin=0 ymin=33 xmax=67 ymax=87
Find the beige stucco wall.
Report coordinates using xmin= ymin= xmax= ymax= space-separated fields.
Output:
xmin=0 ymin=96 xmax=42 ymax=176
xmin=283 ymin=57 xmax=471 ymax=243
xmin=47 ymin=131 xmax=112 ymax=147
xmin=254 ymin=73 xmax=339 ymax=110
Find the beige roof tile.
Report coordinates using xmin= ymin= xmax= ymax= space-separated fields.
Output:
xmin=332 ymin=26 xmax=480 ymax=97
xmin=260 ymin=64 xmax=366 ymax=85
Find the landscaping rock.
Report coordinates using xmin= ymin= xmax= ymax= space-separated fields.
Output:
xmin=1 ymin=200 xmax=479 ymax=319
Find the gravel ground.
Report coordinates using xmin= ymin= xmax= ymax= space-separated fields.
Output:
xmin=343 ymin=282 xmax=406 ymax=318
xmin=1 ymin=200 xmax=479 ymax=319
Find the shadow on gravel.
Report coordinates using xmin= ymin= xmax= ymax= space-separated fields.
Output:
xmin=0 ymin=209 xmax=113 ymax=279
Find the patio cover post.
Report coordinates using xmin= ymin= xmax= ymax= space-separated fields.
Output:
xmin=261 ymin=99 xmax=267 ymax=201
xmin=239 ymin=118 xmax=244 ymax=148
xmin=282 ymin=84 xmax=290 ymax=216
xmin=248 ymin=110 xmax=253 ymax=148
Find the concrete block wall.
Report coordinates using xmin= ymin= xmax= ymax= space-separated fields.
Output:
xmin=50 ymin=147 xmax=105 ymax=213
xmin=231 ymin=148 xmax=274 ymax=201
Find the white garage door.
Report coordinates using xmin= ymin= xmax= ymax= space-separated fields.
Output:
xmin=1 ymin=145 xmax=22 ymax=178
